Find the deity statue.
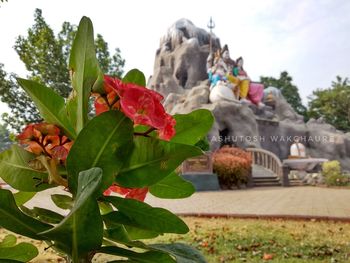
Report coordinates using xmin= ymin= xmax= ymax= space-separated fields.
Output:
xmin=207 ymin=46 xmax=239 ymax=103
xmin=233 ymin=57 xmax=265 ymax=107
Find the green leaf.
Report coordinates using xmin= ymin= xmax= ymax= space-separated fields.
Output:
xmin=0 ymin=242 xmax=38 ymax=262
xmin=0 ymin=145 xmax=53 ymax=192
xmin=122 ymin=69 xmax=146 ymax=86
xmin=103 ymin=211 xmax=159 ymax=240
xmin=104 ymin=196 xmax=189 ymax=234
xmin=51 ymin=194 xmax=73 ymax=210
xmin=0 ymin=189 xmax=52 ymax=240
xmin=68 ymin=16 xmax=104 ymax=134
xmin=14 ymin=192 xmax=36 ymax=206
xmin=171 ymin=109 xmax=214 ymax=145
xmin=116 ymin=137 xmax=202 ymax=188
xmin=99 ymin=201 xmax=114 ymax=215
xmin=16 ymin=78 xmax=76 ymax=139
xmin=150 ymin=243 xmax=207 ymax=263
xmin=98 ymin=246 xmax=175 ymax=263
xmin=0 ymin=235 xmax=16 ymax=248
xmin=149 ymin=172 xmax=195 ymax=199
xmin=31 ymin=207 xmax=64 ymax=224
xmin=39 ymin=168 xmax=103 ymax=260
xmin=104 ymin=223 xmax=134 ymax=244
xmin=66 ymin=110 xmax=133 ymax=194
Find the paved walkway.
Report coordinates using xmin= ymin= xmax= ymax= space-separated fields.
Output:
xmin=25 ymin=186 xmax=350 ymax=220
xmin=145 ymin=187 xmax=350 ymax=220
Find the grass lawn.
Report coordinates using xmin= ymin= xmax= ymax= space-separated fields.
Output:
xmin=1 ymin=217 xmax=350 ymax=262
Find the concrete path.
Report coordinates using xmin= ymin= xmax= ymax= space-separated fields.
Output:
xmin=24 ymin=186 xmax=350 ymax=220
xmin=146 ymin=186 xmax=350 ymax=220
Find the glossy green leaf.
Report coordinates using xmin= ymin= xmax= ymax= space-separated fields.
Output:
xmin=98 ymin=201 xmax=114 ymax=215
xmin=0 ymin=242 xmax=38 ymax=262
xmin=122 ymin=69 xmax=146 ymax=86
xmin=14 ymin=192 xmax=36 ymax=206
xmin=68 ymin=16 xmax=103 ymax=133
xmin=51 ymin=194 xmax=73 ymax=210
xmin=103 ymin=211 xmax=159 ymax=240
xmin=31 ymin=207 xmax=64 ymax=224
xmin=98 ymin=246 xmax=175 ymax=263
xmin=171 ymin=109 xmax=214 ymax=145
xmin=66 ymin=111 xmax=133 ymax=194
xmin=16 ymin=78 xmax=76 ymax=139
xmin=150 ymin=243 xmax=207 ymax=263
xmin=104 ymin=196 xmax=189 ymax=234
xmin=0 ymin=189 xmax=52 ymax=240
xmin=39 ymin=168 xmax=103 ymax=260
xmin=0 ymin=235 xmax=16 ymax=248
xmin=116 ymin=137 xmax=202 ymax=188
xmin=149 ymin=172 xmax=195 ymax=199
xmin=104 ymin=223 xmax=134 ymax=244
xmin=0 ymin=145 xmax=52 ymax=192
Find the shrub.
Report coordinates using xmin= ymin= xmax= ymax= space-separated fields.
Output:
xmin=322 ymin=160 xmax=348 ymax=186
xmin=0 ymin=17 xmax=212 ymax=263
xmin=213 ymin=146 xmax=252 ymax=189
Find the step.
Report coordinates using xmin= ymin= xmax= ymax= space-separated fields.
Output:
xmin=253 ymin=177 xmax=279 ymax=181
xmin=254 ymin=182 xmax=282 ymax=187
xmin=289 ymin=179 xmax=304 ymax=186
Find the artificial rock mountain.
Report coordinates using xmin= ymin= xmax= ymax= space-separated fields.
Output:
xmin=148 ymin=18 xmax=350 ymax=170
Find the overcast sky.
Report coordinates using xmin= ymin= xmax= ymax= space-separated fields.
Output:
xmin=0 ymin=0 xmax=349 ymax=114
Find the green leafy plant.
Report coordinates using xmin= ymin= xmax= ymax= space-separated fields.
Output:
xmin=322 ymin=160 xmax=349 ymax=186
xmin=213 ymin=146 xmax=252 ymax=189
xmin=0 ymin=16 xmax=214 ymax=262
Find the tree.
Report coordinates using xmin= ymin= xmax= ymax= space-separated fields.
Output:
xmin=0 ymin=9 xmax=125 ymax=131
xmin=95 ymin=34 xmax=125 ymax=77
xmin=0 ymin=123 xmax=12 ymax=151
xmin=260 ymin=71 xmax=307 ymax=118
xmin=308 ymin=76 xmax=350 ymax=132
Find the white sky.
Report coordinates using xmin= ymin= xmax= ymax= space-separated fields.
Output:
xmin=0 ymin=0 xmax=349 ymax=115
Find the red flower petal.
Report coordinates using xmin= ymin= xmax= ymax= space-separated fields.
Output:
xmin=51 ymin=145 xmax=70 ymax=161
xmin=158 ymin=115 xmax=176 ymax=141
xmin=103 ymin=184 xmax=148 ymax=202
xmin=26 ymin=141 xmax=44 ymax=155
xmin=34 ymin=123 xmax=60 ymax=136
xmin=94 ymin=95 xmax=110 ymax=115
xmin=125 ymin=187 xmax=148 ymax=202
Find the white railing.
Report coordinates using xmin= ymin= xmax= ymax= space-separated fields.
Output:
xmin=246 ymin=148 xmax=283 ymax=179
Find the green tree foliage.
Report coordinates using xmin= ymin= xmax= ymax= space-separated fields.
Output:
xmin=95 ymin=34 xmax=125 ymax=77
xmin=260 ymin=71 xmax=307 ymax=118
xmin=0 ymin=9 xmax=125 ymax=132
xmin=0 ymin=124 xmax=12 ymax=151
xmin=308 ymin=76 xmax=350 ymax=132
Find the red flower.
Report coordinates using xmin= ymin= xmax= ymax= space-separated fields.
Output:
xmin=103 ymin=184 xmax=148 ymax=202
xmin=93 ymin=76 xmax=121 ymax=115
xmin=158 ymin=114 xmax=176 ymax=141
xmin=17 ymin=123 xmax=73 ymax=161
xmin=101 ymin=75 xmax=176 ymax=141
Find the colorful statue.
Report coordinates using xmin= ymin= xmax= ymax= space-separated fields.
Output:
xmin=233 ymin=57 xmax=265 ymax=107
xmin=207 ymin=46 xmax=239 ymax=103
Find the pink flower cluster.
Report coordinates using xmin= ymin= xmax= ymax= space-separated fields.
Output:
xmin=94 ymin=76 xmax=176 ymax=141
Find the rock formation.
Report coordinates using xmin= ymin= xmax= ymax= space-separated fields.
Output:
xmin=148 ymin=19 xmax=220 ymax=96
xmin=148 ymin=19 xmax=350 ymax=171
